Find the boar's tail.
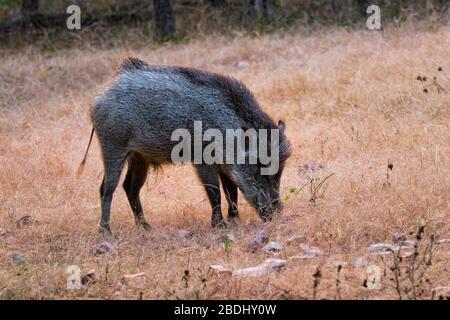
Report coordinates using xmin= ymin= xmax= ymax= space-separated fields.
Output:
xmin=76 ymin=126 xmax=95 ymax=178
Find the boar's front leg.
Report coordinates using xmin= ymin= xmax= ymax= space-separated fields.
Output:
xmin=195 ymin=165 xmax=226 ymax=228
xmin=219 ymin=172 xmax=239 ymax=221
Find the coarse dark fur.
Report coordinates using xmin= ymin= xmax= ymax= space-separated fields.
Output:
xmin=79 ymin=57 xmax=291 ymax=236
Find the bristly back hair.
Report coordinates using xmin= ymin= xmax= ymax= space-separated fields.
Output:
xmin=118 ymin=57 xmax=275 ymax=128
xmin=118 ymin=57 xmax=150 ymax=72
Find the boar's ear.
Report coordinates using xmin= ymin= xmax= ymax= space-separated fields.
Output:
xmin=278 ymin=120 xmax=286 ymax=134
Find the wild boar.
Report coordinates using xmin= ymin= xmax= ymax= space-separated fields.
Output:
xmin=78 ymin=58 xmax=291 ymax=236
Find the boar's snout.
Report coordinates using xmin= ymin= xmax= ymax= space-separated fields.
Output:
xmin=257 ymin=197 xmax=284 ymax=221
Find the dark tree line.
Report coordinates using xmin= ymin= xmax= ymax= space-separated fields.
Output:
xmin=21 ymin=0 xmax=39 ymax=17
xmin=16 ymin=0 xmax=177 ymax=40
xmin=4 ymin=0 xmax=449 ymax=41
xmin=13 ymin=0 xmax=277 ymax=40
xmin=153 ymin=0 xmax=229 ymax=40
xmin=152 ymin=0 xmax=281 ymax=40
xmin=209 ymin=0 xmax=228 ymax=7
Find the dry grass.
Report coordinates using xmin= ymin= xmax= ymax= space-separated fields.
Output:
xmin=0 ymin=26 xmax=449 ymax=300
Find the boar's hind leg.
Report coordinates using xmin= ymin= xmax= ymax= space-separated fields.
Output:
xmin=99 ymin=149 xmax=128 ymax=236
xmin=219 ymin=172 xmax=239 ymax=221
xmin=123 ymin=152 xmax=151 ymax=230
xmin=195 ymin=165 xmax=226 ymax=228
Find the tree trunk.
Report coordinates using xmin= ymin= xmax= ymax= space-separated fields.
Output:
xmin=356 ymin=0 xmax=371 ymax=15
xmin=153 ymin=0 xmax=176 ymax=40
xmin=254 ymin=0 xmax=263 ymax=18
xmin=250 ymin=0 xmax=279 ymax=20
xmin=209 ymin=0 xmax=228 ymax=7
xmin=265 ymin=0 xmax=278 ymax=20
xmin=22 ymin=0 xmax=39 ymax=16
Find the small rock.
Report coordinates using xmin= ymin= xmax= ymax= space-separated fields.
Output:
xmin=263 ymin=242 xmax=283 ymax=252
xmin=255 ymin=231 xmax=269 ymax=243
xmin=11 ymin=252 xmax=27 ymax=265
xmin=298 ymin=244 xmax=324 ymax=257
xmin=233 ymin=258 xmax=287 ymax=277
xmin=81 ymin=270 xmax=96 ymax=285
xmin=392 ymin=234 xmax=407 ymax=244
xmin=248 ymin=231 xmax=270 ymax=252
xmin=398 ymin=240 xmax=415 ymax=248
xmin=352 ymin=257 xmax=368 ymax=267
xmin=287 ymin=235 xmax=307 ymax=244
xmin=0 ymin=227 xmax=7 ymax=236
xmin=209 ymin=265 xmax=232 ymax=275
xmin=17 ymin=215 xmax=38 ymax=228
xmin=95 ymin=241 xmax=117 ymax=256
xmin=367 ymin=243 xmax=399 ymax=254
xmin=248 ymin=240 xmax=263 ymax=252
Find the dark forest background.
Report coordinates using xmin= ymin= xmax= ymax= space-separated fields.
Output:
xmin=0 ymin=0 xmax=449 ymax=48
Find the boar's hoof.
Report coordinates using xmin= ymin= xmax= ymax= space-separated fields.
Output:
xmin=138 ymin=221 xmax=152 ymax=231
xmin=98 ymin=225 xmax=116 ymax=239
xmin=212 ymin=219 xmax=227 ymax=229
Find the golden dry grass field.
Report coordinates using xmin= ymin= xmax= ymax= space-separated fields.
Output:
xmin=0 ymin=26 xmax=449 ymax=300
